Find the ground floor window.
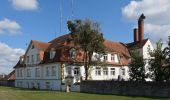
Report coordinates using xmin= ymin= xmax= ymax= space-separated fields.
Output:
xmin=110 ymin=68 xmax=115 ymax=75
xmin=74 ymin=68 xmax=79 ymax=75
xmin=45 ymin=82 xmax=50 ymax=89
xmin=103 ymin=68 xmax=108 ymax=75
xmin=122 ymin=68 xmax=125 ymax=76
xmin=95 ymin=67 xmax=101 ymax=76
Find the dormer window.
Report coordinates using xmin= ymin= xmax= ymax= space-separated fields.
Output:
xmin=111 ymin=54 xmax=114 ymax=61
xmin=69 ymin=48 xmax=77 ymax=59
xmin=20 ymin=56 xmax=24 ymax=64
xmin=50 ymin=50 xmax=56 ymax=59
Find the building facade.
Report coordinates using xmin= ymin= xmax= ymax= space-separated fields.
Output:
xmin=14 ymin=14 xmax=154 ymax=91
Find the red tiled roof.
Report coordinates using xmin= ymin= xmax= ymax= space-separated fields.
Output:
xmin=32 ymin=40 xmax=51 ymax=51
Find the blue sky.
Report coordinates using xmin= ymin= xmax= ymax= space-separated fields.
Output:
xmin=0 ymin=0 xmax=170 ymax=74
xmin=0 ymin=0 xmax=134 ymax=49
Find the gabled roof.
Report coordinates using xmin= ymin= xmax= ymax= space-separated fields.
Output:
xmin=32 ymin=40 xmax=51 ymax=51
xmin=126 ymin=39 xmax=149 ymax=49
xmin=25 ymin=40 xmax=51 ymax=55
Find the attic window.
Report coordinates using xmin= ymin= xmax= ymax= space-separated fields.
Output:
xmin=69 ymin=48 xmax=77 ymax=59
xmin=31 ymin=45 xmax=34 ymax=49
xmin=50 ymin=51 xmax=56 ymax=59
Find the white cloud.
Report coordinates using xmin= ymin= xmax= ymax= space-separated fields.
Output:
xmin=10 ymin=0 xmax=38 ymax=11
xmin=0 ymin=42 xmax=25 ymax=74
xmin=0 ymin=18 xmax=21 ymax=35
xmin=122 ymin=0 xmax=170 ymax=45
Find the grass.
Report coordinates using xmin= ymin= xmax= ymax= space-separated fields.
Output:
xmin=0 ymin=86 xmax=169 ymax=100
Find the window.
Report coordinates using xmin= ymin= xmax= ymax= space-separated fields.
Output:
xmin=27 ymin=56 xmax=29 ymax=63
xmin=74 ymin=68 xmax=79 ymax=75
xmin=27 ymin=69 xmax=31 ymax=77
xmin=69 ymin=48 xmax=77 ymax=59
xmin=46 ymin=67 xmax=50 ymax=76
xmin=17 ymin=70 xmax=19 ymax=77
xmin=95 ymin=67 xmax=101 ymax=76
xmin=35 ymin=68 xmax=40 ymax=77
xmin=103 ymin=68 xmax=108 ymax=75
xmin=36 ymin=54 xmax=40 ymax=62
xmin=103 ymin=55 xmax=108 ymax=61
xmin=111 ymin=55 xmax=114 ymax=61
xmin=110 ymin=68 xmax=115 ymax=75
xmin=122 ymin=68 xmax=125 ymax=76
xmin=50 ymin=51 xmax=56 ymax=59
xmin=20 ymin=69 xmax=22 ymax=77
xmin=31 ymin=55 xmax=34 ymax=63
xmin=45 ymin=82 xmax=50 ymax=89
xmin=51 ymin=66 xmax=56 ymax=76
xmin=31 ymin=45 xmax=34 ymax=49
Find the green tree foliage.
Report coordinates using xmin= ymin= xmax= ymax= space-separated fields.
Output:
xmin=162 ymin=36 xmax=170 ymax=81
xmin=129 ymin=51 xmax=146 ymax=81
xmin=148 ymin=40 xmax=166 ymax=82
xmin=67 ymin=19 xmax=105 ymax=80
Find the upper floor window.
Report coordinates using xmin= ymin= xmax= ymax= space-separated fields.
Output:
xmin=103 ymin=68 xmax=108 ymax=75
xmin=110 ymin=68 xmax=115 ymax=75
xmin=20 ymin=69 xmax=23 ymax=77
xmin=74 ymin=68 xmax=79 ymax=75
xmin=35 ymin=68 xmax=40 ymax=77
xmin=51 ymin=66 xmax=56 ymax=76
xmin=95 ymin=67 xmax=101 ymax=76
xmin=121 ymin=68 xmax=125 ymax=76
xmin=31 ymin=55 xmax=34 ymax=63
xmin=111 ymin=55 xmax=114 ymax=61
xmin=46 ymin=67 xmax=50 ymax=76
xmin=36 ymin=54 xmax=40 ymax=62
xmin=69 ymin=48 xmax=77 ymax=59
xmin=17 ymin=70 xmax=19 ymax=77
xmin=103 ymin=55 xmax=108 ymax=61
xmin=27 ymin=69 xmax=31 ymax=77
xmin=27 ymin=56 xmax=29 ymax=63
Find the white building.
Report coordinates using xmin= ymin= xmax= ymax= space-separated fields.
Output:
xmin=14 ymin=14 xmax=154 ymax=91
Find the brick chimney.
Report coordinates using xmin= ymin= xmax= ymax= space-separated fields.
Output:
xmin=138 ymin=14 xmax=145 ymax=42
xmin=133 ymin=28 xmax=139 ymax=43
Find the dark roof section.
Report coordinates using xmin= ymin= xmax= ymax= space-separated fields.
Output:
xmin=13 ymin=61 xmax=26 ymax=68
xmin=126 ymin=39 xmax=148 ymax=49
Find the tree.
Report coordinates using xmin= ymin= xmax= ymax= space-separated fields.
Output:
xmin=129 ymin=51 xmax=146 ymax=81
xmin=67 ymin=19 xmax=105 ymax=80
xmin=163 ymin=36 xmax=170 ymax=81
xmin=148 ymin=40 xmax=166 ymax=82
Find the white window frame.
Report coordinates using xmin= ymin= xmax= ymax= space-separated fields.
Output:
xmin=51 ymin=66 xmax=56 ymax=76
xmin=110 ymin=68 xmax=115 ymax=75
xmin=27 ymin=69 xmax=31 ymax=77
xmin=103 ymin=55 xmax=108 ymax=61
xmin=74 ymin=67 xmax=79 ymax=75
xmin=95 ymin=67 xmax=101 ymax=76
xmin=46 ymin=67 xmax=50 ymax=76
xmin=35 ymin=68 xmax=40 ymax=77
xmin=111 ymin=54 xmax=114 ymax=61
xmin=103 ymin=68 xmax=108 ymax=75
xmin=122 ymin=68 xmax=125 ymax=76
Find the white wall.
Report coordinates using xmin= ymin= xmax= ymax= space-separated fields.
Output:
xmin=143 ymin=40 xmax=154 ymax=59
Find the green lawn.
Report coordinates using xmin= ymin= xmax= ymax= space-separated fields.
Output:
xmin=0 ymin=86 xmax=169 ymax=100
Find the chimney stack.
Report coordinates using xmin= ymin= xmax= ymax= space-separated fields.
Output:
xmin=138 ymin=13 xmax=145 ymax=42
xmin=133 ymin=28 xmax=139 ymax=43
